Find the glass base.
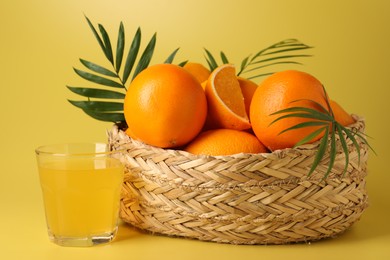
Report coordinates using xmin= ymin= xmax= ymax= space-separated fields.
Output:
xmin=48 ymin=228 xmax=118 ymax=247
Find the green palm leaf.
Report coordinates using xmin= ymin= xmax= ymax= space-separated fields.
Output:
xmin=336 ymin=123 xmax=350 ymax=177
xmin=98 ymin=24 xmax=114 ymax=64
xmin=261 ymin=46 xmax=312 ymax=56
xmin=67 ymin=100 xmax=123 ymax=111
xmin=250 ymin=54 xmax=312 ymax=65
xmin=164 ymin=48 xmax=180 ymax=64
xmin=251 ymin=39 xmax=311 ymax=60
xmin=67 ymin=17 xmax=181 ymax=123
xmin=354 ymin=131 xmax=376 ymax=155
xmin=83 ymin=110 xmax=125 ymax=122
xmin=240 ymin=55 xmax=251 ymax=74
xmin=270 ymin=107 xmax=333 ymax=123
xmin=278 ymin=121 xmax=329 ymax=136
xmin=339 ymin=124 xmax=362 ymax=164
xmin=308 ymin=126 xmax=329 ymax=177
xmin=178 ymin=60 xmax=188 ymax=67
xmin=204 ymin=48 xmax=218 ymax=71
xmin=204 ymin=39 xmax=312 ymax=80
xmin=239 ymin=39 xmax=312 ymax=78
xmin=73 ymin=68 xmax=124 ymax=88
xmin=269 ymin=86 xmax=374 ymax=180
xmin=67 ymin=86 xmax=125 ymax=99
xmin=132 ymin=33 xmax=156 ymax=80
xmin=115 ymin=22 xmax=125 ymax=73
xmin=294 ymin=127 xmax=327 ymax=148
xmin=79 ymin=59 xmax=117 ymax=77
xmin=84 ymin=15 xmax=106 ymax=60
xmin=220 ymin=51 xmax=229 ymax=64
xmin=243 ymin=61 xmax=302 ymax=75
xmin=323 ymin=124 xmax=337 ymax=180
xmin=122 ymin=27 xmax=141 ymax=84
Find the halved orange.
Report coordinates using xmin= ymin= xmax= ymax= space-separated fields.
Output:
xmin=204 ymin=64 xmax=251 ymax=130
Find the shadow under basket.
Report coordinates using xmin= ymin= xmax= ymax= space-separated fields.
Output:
xmin=108 ymin=115 xmax=369 ymax=245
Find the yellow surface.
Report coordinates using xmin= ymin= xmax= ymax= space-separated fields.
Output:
xmin=1 ymin=0 xmax=389 ymax=259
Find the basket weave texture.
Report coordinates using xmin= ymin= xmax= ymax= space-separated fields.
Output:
xmin=108 ymin=115 xmax=368 ymax=244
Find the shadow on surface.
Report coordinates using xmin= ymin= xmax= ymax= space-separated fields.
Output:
xmin=114 ymin=221 xmax=145 ymax=242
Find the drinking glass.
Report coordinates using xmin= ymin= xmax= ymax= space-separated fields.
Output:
xmin=35 ymin=143 xmax=124 ymax=247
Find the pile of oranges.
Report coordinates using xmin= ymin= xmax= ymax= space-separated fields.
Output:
xmin=123 ymin=63 xmax=355 ymax=156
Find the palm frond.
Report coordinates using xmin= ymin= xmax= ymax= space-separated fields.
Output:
xmin=204 ymin=39 xmax=312 ymax=80
xmin=67 ymin=17 xmax=180 ymax=123
xmin=269 ymin=86 xmax=374 ymax=180
xmin=238 ymin=39 xmax=313 ymax=78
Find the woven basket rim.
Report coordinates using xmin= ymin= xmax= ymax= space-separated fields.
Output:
xmin=110 ymin=114 xmax=365 ymax=160
xmin=109 ymin=114 xmax=367 ymax=186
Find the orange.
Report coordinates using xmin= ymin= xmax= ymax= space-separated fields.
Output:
xmin=124 ymin=64 xmax=207 ymax=148
xmin=204 ymin=64 xmax=251 ymax=130
xmin=184 ymin=129 xmax=268 ymax=156
xmin=183 ymin=62 xmax=211 ymax=84
xmin=238 ymin=77 xmax=258 ymax=116
xmin=330 ymin=100 xmax=356 ymax=126
xmin=201 ymin=80 xmax=207 ymax=90
xmin=124 ymin=127 xmax=139 ymax=141
xmin=250 ymin=70 xmax=329 ymax=151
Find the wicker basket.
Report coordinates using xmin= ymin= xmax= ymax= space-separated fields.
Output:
xmin=108 ymin=115 xmax=368 ymax=245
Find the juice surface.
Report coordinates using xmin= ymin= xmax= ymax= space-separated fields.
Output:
xmin=38 ymin=157 xmax=123 ymax=237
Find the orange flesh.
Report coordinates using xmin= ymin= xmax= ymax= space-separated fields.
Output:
xmin=214 ymin=67 xmax=247 ymax=119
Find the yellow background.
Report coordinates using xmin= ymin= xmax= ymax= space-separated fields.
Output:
xmin=1 ymin=0 xmax=389 ymax=259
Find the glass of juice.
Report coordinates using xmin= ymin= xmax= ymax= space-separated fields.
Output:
xmin=35 ymin=143 xmax=124 ymax=247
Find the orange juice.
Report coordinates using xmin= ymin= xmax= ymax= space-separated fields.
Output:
xmin=38 ymin=157 xmax=123 ymax=240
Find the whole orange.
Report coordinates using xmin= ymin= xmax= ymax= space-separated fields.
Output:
xmin=250 ymin=70 xmax=329 ymax=151
xmin=330 ymin=100 xmax=356 ymax=126
xmin=184 ymin=128 xmax=268 ymax=156
xmin=124 ymin=64 xmax=207 ymax=148
xmin=238 ymin=77 xmax=258 ymax=116
xmin=183 ymin=62 xmax=211 ymax=84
